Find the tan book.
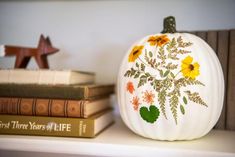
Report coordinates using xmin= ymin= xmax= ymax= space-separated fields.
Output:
xmin=0 ymin=109 xmax=114 ymax=138
xmin=0 ymin=97 xmax=110 ymax=118
xmin=0 ymin=69 xmax=95 ymax=85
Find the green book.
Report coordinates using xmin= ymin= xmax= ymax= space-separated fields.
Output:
xmin=0 ymin=109 xmax=113 ymax=138
xmin=0 ymin=84 xmax=115 ymax=100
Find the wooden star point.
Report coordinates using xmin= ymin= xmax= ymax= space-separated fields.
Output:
xmin=2 ymin=34 xmax=59 ymax=69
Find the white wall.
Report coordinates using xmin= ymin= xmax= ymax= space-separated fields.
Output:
xmin=0 ymin=0 xmax=235 ymax=84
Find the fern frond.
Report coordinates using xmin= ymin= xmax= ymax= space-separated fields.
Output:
xmin=177 ymin=36 xmax=193 ymax=48
xmin=163 ymin=63 xmax=178 ymax=70
xmin=158 ymin=89 xmax=167 ymax=119
xmin=176 ymin=49 xmax=191 ymax=54
xmin=169 ymin=94 xmax=179 ymax=124
xmin=185 ymin=78 xmax=205 ymax=86
xmin=184 ymin=91 xmax=207 ymax=107
xmin=166 ymin=37 xmax=177 ymax=51
xmin=175 ymin=78 xmax=205 ymax=88
xmin=157 ymin=46 xmax=167 ymax=65
xmin=151 ymin=79 xmax=161 ymax=92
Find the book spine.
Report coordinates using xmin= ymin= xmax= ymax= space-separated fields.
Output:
xmin=0 ymin=69 xmax=95 ymax=85
xmin=214 ymin=30 xmax=229 ymax=129
xmin=86 ymin=85 xmax=115 ymax=98
xmin=226 ymin=30 xmax=235 ymax=130
xmin=0 ymin=84 xmax=85 ymax=99
xmin=0 ymin=84 xmax=114 ymax=100
xmin=0 ymin=115 xmax=94 ymax=137
xmin=0 ymin=97 xmax=85 ymax=118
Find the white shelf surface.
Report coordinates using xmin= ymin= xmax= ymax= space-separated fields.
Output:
xmin=0 ymin=116 xmax=235 ymax=157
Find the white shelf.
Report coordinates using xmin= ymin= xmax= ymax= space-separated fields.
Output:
xmin=0 ymin=116 xmax=235 ymax=157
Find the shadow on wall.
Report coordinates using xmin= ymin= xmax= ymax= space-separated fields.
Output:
xmin=94 ymin=43 xmax=126 ymax=84
xmin=48 ymin=43 xmax=126 ymax=84
xmin=0 ymin=57 xmax=15 ymax=69
xmin=49 ymin=48 xmax=72 ymax=69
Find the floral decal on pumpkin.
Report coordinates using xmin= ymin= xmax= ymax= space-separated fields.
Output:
xmin=142 ymin=90 xmax=155 ymax=104
xmin=131 ymin=96 xmax=140 ymax=111
xmin=126 ymin=81 xmax=135 ymax=94
xmin=128 ymin=45 xmax=144 ymax=62
xmin=181 ymin=56 xmax=200 ymax=79
xmin=124 ymin=35 xmax=207 ymax=124
xmin=147 ymin=35 xmax=170 ymax=47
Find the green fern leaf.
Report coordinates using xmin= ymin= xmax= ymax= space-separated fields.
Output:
xmin=158 ymin=89 xmax=167 ymax=119
xmin=169 ymin=94 xmax=179 ymax=124
xmin=180 ymin=105 xmax=185 ymax=115
xmin=185 ymin=91 xmax=207 ymax=107
xmin=163 ymin=70 xmax=170 ymax=77
xmin=183 ymin=96 xmax=187 ymax=105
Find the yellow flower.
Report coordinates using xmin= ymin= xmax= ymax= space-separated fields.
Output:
xmin=181 ymin=56 xmax=200 ymax=79
xmin=147 ymin=35 xmax=170 ymax=47
xmin=128 ymin=45 xmax=144 ymax=62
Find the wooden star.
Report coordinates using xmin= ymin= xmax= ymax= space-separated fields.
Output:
xmin=1 ymin=34 xmax=59 ymax=69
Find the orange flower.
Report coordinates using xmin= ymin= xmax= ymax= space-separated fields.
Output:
xmin=131 ymin=96 xmax=140 ymax=111
xmin=126 ymin=81 xmax=135 ymax=94
xmin=142 ymin=90 xmax=155 ymax=104
xmin=147 ymin=35 xmax=170 ymax=47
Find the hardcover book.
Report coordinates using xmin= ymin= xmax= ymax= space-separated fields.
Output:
xmin=0 ymin=97 xmax=110 ymax=118
xmin=0 ymin=109 xmax=114 ymax=138
xmin=0 ymin=69 xmax=95 ymax=85
xmin=0 ymin=84 xmax=115 ymax=100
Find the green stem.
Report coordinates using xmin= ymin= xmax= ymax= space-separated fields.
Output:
xmin=174 ymin=70 xmax=181 ymax=79
xmin=161 ymin=16 xmax=177 ymax=33
xmin=138 ymin=57 xmax=149 ymax=67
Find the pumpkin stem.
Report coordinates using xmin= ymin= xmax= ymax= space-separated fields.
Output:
xmin=161 ymin=16 xmax=177 ymax=33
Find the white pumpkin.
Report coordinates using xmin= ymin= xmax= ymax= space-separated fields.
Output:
xmin=117 ymin=17 xmax=224 ymax=141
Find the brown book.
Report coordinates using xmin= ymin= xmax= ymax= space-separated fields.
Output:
xmin=0 ymin=97 xmax=110 ymax=118
xmin=226 ymin=30 xmax=235 ymax=130
xmin=0 ymin=84 xmax=115 ymax=100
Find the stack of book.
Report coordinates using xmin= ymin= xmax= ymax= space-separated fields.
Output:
xmin=0 ymin=69 xmax=115 ymax=138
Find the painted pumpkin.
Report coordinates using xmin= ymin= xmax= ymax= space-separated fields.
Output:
xmin=117 ymin=16 xmax=224 ymax=141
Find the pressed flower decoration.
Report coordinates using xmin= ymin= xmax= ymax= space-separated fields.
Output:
xmin=126 ymin=81 xmax=135 ymax=94
xmin=181 ymin=56 xmax=200 ymax=79
xmin=131 ymin=96 xmax=140 ymax=111
xmin=142 ymin=90 xmax=155 ymax=104
xmin=124 ymin=35 xmax=207 ymax=124
xmin=128 ymin=45 xmax=144 ymax=62
xmin=147 ymin=35 xmax=170 ymax=47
